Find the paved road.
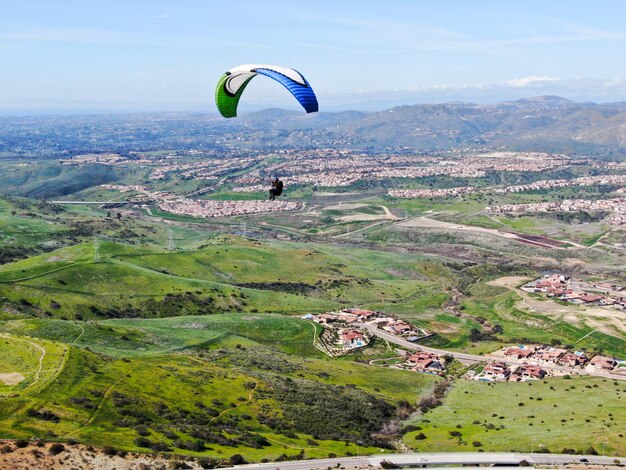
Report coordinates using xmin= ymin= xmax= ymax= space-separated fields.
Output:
xmin=357 ymin=323 xmax=626 ymax=381
xmin=357 ymin=323 xmax=483 ymax=364
xmin=222 ymin=452 xmax=622 ymax=469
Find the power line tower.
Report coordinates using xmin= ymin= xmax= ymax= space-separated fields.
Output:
xmin=167 ymin=228 xmax=176 ymax=252
xmin=93 ymin=237 xmax=101 ymax=263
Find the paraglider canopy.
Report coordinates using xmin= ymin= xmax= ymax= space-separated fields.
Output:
xmin=215 ymin=64 xmax=318 ymax=118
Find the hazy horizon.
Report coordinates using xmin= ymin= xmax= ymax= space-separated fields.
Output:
xmin=1 ymin=0 xmax=625 ymax=114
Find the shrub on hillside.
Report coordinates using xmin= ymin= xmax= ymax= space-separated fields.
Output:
xmin=48 ymin=443 xmax=65 ymax=455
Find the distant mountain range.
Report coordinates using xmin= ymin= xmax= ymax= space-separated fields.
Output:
xmin=1 ymin=96 xmax=626 ymax=157
xmin=229 ymin=96 xmax=626 ymax=155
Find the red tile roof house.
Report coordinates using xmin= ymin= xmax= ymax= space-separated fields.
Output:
xmin=558 ymin=352 xmax=589 ymax=368
xmin=535 ymin=279 xmax=565 ymax=293
xmin=407 ymin=352 xmax=445 ymax=375
xmin=482 ymin=362 xmax=510 ymax=381
xmin=504 ymin=346 xmax=536 ymax=359
xmin=340 ymin=330 xmax=366 ymax=349
xmin=547 ymin=288 xmax=568 ymax=297
xmin=562 ymin=292 xmax=585 ymax=304
xmin=579 ymin=293 xmax=604 ymax=304
xmin=534 ymin=347 xmax=567 ymax=364
xmin=341 ymin=308 xmax=378 ymax=320
xmin=386 ymin=321 xmax=413 ymax=336
xmin=589 ymin=355 xmax=617 ymax=370
xmin=514 ymin=364 xmax=547 ymax=380
xmin=406 ymin=352 xmax=437 ymax=366
xmin=594 ymin=282 xmax=615 ymax=291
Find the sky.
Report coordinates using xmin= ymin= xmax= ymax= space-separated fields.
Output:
xmin=1 ymin=0 xmax=626 ymax=114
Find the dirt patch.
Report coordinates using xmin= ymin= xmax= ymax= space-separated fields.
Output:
xmin=0 ymin=372 xmax=25 ymax=386
xmin=324 ymin=202 xmax=368 ymax=211
xmin=488 ymin=276 xmax=531 ymax=288
xmin=0 ymin=441 xmax=202 ymax=470
xmin=399 ymin=217 xmax=581 ymax=249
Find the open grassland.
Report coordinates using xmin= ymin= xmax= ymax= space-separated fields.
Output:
xmin=0 ymin=238 xmax=442 ymax=320
xmin=1 ymin=314 xmax=324 ymax=358
xmin=0 ymin=323 xmax=436 ymax=461
xmin=404 ymin=376 xmax=625 ymax=456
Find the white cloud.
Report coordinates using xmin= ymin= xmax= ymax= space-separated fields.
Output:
xmin=154 ymin=13 xmax=172 ymax=19
xmin=507 ymin=76 xmax=561 ymax=88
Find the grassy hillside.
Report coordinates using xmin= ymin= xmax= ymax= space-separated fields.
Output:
xmin=0 ymin=316 xmax=437 ymax=461
xmin=0 ymin=163 xmax=117 ymax=198
xmin=0 ymin=238 xmax=441 ymax=320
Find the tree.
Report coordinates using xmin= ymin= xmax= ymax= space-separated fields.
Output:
xmin=380 ymin=460 xmax=400 ymax=469
xmin=229 ymin=454 xmax=246 ymax=465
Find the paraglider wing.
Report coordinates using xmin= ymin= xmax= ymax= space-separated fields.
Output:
xmin=215 ymin=64 xmax=318 ymax=118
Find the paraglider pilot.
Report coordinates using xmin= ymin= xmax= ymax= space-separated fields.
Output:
xmin=269 ymin=177 xmax=283 ymax=200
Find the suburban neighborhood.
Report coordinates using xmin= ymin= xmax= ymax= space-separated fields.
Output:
xmin=303 ymin=305 xmax=625 ymax=382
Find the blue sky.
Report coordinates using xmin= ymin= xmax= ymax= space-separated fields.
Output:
xmin=1 ymin=0 xmax=626 ymax=113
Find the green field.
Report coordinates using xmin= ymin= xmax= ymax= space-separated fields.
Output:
xmin=0 ymin=237 xmax=442 ymax=320
xmin=405 ymin=377 xmax=625 ymax=455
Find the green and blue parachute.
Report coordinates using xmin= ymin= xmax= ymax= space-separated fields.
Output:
xmin=215 ymin=64 xmax=318 ymax=118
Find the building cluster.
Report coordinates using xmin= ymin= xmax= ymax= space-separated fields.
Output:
xmin=303 ymin=309 xmax=372 ymax=354
xmin=158 ymin=198 xmax=303 ymax=218
xmin=490 ymin=174 xmax=626 ymax=194
xmin=476 ymin=343 xmax=624 ymax=382
xmin=232 ymin=185 xmax=268 ymax=193
xmin=388 ymin=174 xmax=626 ymax=199
xmin=149 ymin=156 xmax=258 ymax=181
xmin=521 ymin=274 xmax=626 ymax=310
xmin=98 ymin=185 xmax=180 ymax=204
xmin=100 ymin=184 xmax=148 ymax=193
xmin=60 ymin=153 xmax=125 ymax=164
xmin=486 ymin=197 xmax=626 ymax=225
xmin=231 ymin=151 xmax=570 ymax=191
xmin=303 ymin=308 xmax=429 ymax=355
xmin=389 ymin=187 xmax=476 ymax=198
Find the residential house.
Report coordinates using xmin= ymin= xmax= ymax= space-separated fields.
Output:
xmin=589 ymin=355 xmax=617 ymax=370
xmin=407 ymin=352 xmax=445 ymax=375
xmin=514 ymin=364 xmax=547 ymax=380
xmin=534 ymin=347 xmax=567 ymax=364
xmin=579 ymin=294 xmax=603 ymax=304
xmin=481 ymin=362 xmax=510 ymax=381
xmin=504 ymin=346 xmax=536 ymax=359
xmin=341 ymin=330 xmax=366 ymax=349
xmin=558 ymin=352 xmax=588 ymax=368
